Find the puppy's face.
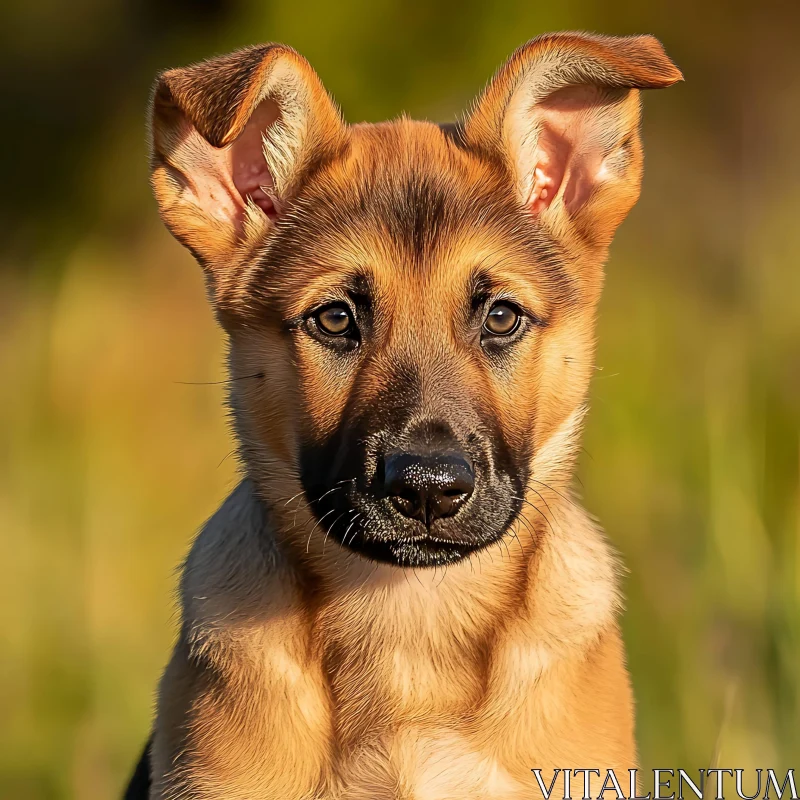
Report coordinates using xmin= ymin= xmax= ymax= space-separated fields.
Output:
xmin=150 ymin=36 xmax=681 ymax=566
xmin=254 ymin=126 xmax=579 ymax=566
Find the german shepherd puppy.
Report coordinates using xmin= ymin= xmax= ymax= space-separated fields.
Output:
xmin=127 ymin=32 xmax=681 ymax=799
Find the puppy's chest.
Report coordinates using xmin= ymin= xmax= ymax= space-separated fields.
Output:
xmin=331 ymin=727 xmax=531 ymax=800
xmin=326 ymin=640 xmax=482 ymax=735
xmin=319 ymin=631 xmax=531 ymax=798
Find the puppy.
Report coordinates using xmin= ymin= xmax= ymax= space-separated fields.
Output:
xmin=128 ymin=32 xmax=681 ymax=800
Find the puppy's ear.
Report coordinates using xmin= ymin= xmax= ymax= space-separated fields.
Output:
xmin=464 ymin=32 xmax=682 ymax=252
xmin=149 ymin=44 xmax=346 ymax=267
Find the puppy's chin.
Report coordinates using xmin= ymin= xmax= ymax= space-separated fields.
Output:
xmin=337 ymin=530 xmax=490 ymax=568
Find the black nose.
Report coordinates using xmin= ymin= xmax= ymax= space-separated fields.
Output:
xmin=382 ymin=451 xmax=475 ymax=526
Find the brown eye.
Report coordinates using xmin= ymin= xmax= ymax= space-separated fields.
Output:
xmin=315 ymin=305 xmax=353 ymax=336
xmin=483 ymin=303 xmax=521 ymax=336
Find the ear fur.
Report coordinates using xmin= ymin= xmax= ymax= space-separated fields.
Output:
xmin=465 ymin=32 xmax=682 ymax=251
xmin=149 ymin=44 xmax=346 ymax=268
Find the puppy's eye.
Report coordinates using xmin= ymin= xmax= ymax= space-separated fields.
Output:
xmin=315 ymin=305 xmax=354 ymax=336
xmin=483 ymin=303 xmax=521 ymax=336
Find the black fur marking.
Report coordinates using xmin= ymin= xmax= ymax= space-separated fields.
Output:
xmin=299 ymin=375 xmax=526 ymax=568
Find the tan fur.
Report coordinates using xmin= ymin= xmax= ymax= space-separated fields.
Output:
xmin=143 ymin=32 xmax=681 ymax=799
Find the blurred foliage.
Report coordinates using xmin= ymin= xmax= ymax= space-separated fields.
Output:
xmin=1 ymin=0 xmax=798 ymax=797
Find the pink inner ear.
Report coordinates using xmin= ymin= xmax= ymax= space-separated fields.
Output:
xmin=230 ymin=99 xmax=280 ymax=219
xmin=527 ymin=125 xmax=570 ymax=213
xmin=170 ymin=120 xmax=245 ymax=227
xmin=525 ymin=86 xmax=611 ymax=216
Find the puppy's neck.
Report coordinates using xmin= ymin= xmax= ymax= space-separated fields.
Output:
xmin=306 ymin=488 xmax=620 ymax=651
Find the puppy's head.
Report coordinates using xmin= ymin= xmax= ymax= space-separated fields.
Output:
xmin=149 ymin=35 xmax=681 ymax=567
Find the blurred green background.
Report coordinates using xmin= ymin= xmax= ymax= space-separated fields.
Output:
xmin=1 ymin=0 xmax=798 ymax=797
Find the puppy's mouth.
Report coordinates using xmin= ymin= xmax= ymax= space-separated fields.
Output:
xmin=304 ymin=482 xmax=521 ymax=568
xmin=338 ymin=523 xmax=483 ymax=568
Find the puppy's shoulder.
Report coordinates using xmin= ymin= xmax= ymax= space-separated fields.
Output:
xmin=179 ymin=479 xmax=298 ymax=630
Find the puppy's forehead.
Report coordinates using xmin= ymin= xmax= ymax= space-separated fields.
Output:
xmin=261 ymin=118 xmax=569 ymax=306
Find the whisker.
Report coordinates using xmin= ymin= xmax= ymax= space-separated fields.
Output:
xmin=521 ymin=499 xmax=555 ymax=537
xmin=293 ymin=483 xmax=347 ymax=526
xmin=498 ymin=534 xmax=512 ymax=561
xmin=217 ymin=450 xmax=236 ymax=469
xmin=295 ymin=480 xmax=349 ymax=511
xmin=174 ymin=372 xmax=265 ymax=386
xmin=322 ymin=512 xmax=348 ymax=555
xmin=511 ymin=493 xmax=556 ymax=537
xmin=325 ymin=508 xmax=351 ymax=553
xmin=343 ymin=513 xmax=363 ymax=546
xmin=306 ymin=508 xmax=338 ymax=553
xmin=283 ymin=489 xmax=307 ymax=508
xmin=529 ymin=478 xmax=578 ymax=510
xmin=515 ymin=512 xmax=539 ymax=548
xmin=526 ymin=485 xmax=555 ymax=521
xmin=508 ymin=525 xmax=527 ymax=557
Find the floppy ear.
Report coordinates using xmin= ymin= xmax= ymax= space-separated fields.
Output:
xmin=149 ymin=44 xmax=346 ymax=267
xmin=464 ymin=32 xmax=682 ymax=251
